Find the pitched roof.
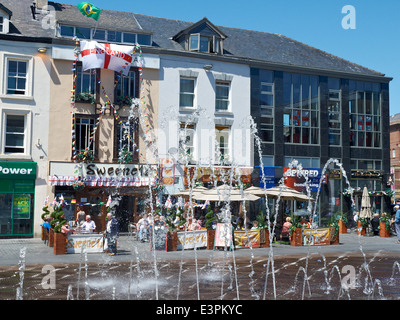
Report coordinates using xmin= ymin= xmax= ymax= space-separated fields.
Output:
xmin=0 ymin=0 xmax=387 ymax=77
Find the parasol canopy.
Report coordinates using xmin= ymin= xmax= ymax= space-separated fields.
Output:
xmin=245 ymin=185 xmax=314 ymax=202
xmin=359 ymin=186 xmax=372 ymax=219
xmin=192 ymin=185 xmax=260 ymax=202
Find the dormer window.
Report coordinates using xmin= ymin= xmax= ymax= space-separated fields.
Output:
xmin=0 ymin=4 xmax=12 ymax=34
xmin=189 ymin=34 xmax=220 ymax=53
xmin=173 ymin=18 xmax=227 ymax=55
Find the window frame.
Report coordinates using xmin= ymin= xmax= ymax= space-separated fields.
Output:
xmin=283 ymin=73 xmax=319 ymax=145
xmin=114 ymin=68 xmax=140 ymax=105
xmin=179 ymin=77 xmax=196 ymax=109
xmin=215 ymin=125 xmax=230 ymax=164
xmin=113 ymin=116 xmax=139 ymax=163
xmin=0 ymin=109 xmax=31 ymax=157
xmin=349 ymin=83 xmax=381 ymax=149
xmin=215 ymin=80 xmax=231 ymax=112
xmin=2 ymin=55 xmax=33 ymax=99
xmin=328 ymin=89 xmax=342 ymax=146
xmin=75 ymin=63 xmax=99 ymax=103
xmin=58 ymin=24 xmax=152 ymax=46
xmin=178 ymin=123 xmax=196 ymax=163
xmin=74 ymin=114 xmax=99 ymax=160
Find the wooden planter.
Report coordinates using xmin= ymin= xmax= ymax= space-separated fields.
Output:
xmin=290 ymin=228 xmax=302 ymax=246
xmin=53 ymin=232 xmax=67 ymax=255
xmin=207 ymin=229 xmax=215 ymax=250
xmin=338 ymin=220 xmax=347 ymax=234
xmin=329 ymin=227 xmax=339 ymax=245
xmin=167 ymin=230 xmax=178 ymax=251
xmin=357 ymin=221 xmax=366 ymax=236
xmin=260 ymin=228 xmax=270 ymax=248
xmin=379 ymin=222 xmax=391 ymax=237
xmin=48 ymin=228 xmax=54 ymax=247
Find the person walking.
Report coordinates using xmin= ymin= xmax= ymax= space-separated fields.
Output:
xmin=392 ymin=205 xmax=400 ymax=243
xmin=105 ymin=213 xmax=119 ymax=255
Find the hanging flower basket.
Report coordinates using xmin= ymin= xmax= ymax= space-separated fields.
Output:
xmin=76 ymin=150 xmax=95 ymax=163
xmin=72 ymin=180 xmax=85 ymax=192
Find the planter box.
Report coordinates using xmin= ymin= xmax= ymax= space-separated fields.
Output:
xmin=329 ymin=227 xmax=339 ymax=245
xmin=379 ymin=222 xmax=391 ymax=237
xmin=207 ymin=229 xmax=215 ymax=250
xmin=53 ymin=232 xmax=67 ymax=255
xmin=48 ymin=228 xmax=54 ymax=247
xmin=338 ymin=220 xmax=347 ymax=234
xmin=357 ymin=221 xmax=366 ymax=236
xmin=260 ymin=228 xmax=270 ymax=248
xmin=167 ymin=231 xmax=178 ymax=252
xmin=290 ymin=228 xmax=302 ymax=246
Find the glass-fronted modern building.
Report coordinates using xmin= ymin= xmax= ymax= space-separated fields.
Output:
xmin=251 ymin=68 xmax=391 ymax=226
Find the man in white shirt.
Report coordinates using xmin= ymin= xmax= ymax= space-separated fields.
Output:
xmin=138 ymin=214 xmax=149 ymax=242
xmin=82 ymin=215 xmax=96 ymax=232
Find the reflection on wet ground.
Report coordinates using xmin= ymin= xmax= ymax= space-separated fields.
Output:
xmin=1 ymin=251 xmax=400 ymax=300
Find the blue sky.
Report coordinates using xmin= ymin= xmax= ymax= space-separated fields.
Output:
xmin=64 ymin=0 xmax=400 ymax=115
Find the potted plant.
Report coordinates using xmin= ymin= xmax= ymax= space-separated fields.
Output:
xmin=72 ymin=180 xmax=85 ymax=192
xmin=337 ymin=211 xmax=348 ymax=234
xmin=205 ymin=206 xmax=217 ymax=249
xmin=357 ymin=218 xmax=368 ymax=236
xmin=329 ymin=215 xmax=340 ymax=245
xmin=51 ymin=205 xmax=68 ymax=255
xmin=76 ymin=150 xmax=95 ymax=163
xmin=289 ymin=216 xmax=303 ymax=246
xmin=256 ymin=212 xmax=270 ymax=248
xmin=379 ymin=212 xmax=391 ymax=237
xmin=76 ymin=92 xmax=96 ymax=104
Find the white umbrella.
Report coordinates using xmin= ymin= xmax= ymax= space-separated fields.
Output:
xmin=245 ymin=185 xmax=314 ymax=202
xmin=192 ymin=184 xmax=260 ymax=202
xmin=359 ymin=186 xmax=372 ymax=219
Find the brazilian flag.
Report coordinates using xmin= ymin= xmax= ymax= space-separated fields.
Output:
xmin=77 ymin=2 xmax=102 ymax=21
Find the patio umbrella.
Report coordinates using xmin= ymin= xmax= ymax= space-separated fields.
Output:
xmin=192 ymin=184 xmax=260 ymax=202
xmin=359 ymin=186 xmax=372 ymax=219
xmin=246 ymin=185 xmax=314 ymax=202
xmin=171 ymin=186 xmax=208 ymax=197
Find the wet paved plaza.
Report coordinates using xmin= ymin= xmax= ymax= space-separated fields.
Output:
xmin=1 ymin=232 xmax=400 ymax=300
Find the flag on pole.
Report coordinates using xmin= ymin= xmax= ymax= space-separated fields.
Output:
xmin=43 ymin=196 xmax=49 ymax=207
xmin=106 ymin=195 xmax=112 ymax=207
xmin=80 ymin=40 xmax=134 ymax=76
xmin=60 ymin=195 xmax=65 ymax=207
xmin=77 ymin=2 xmax=102 ymax=21
xmin=201 ymin=200 xmax=210 ymax=210
xmin=164 ymin=196 xmax=172 ymax=209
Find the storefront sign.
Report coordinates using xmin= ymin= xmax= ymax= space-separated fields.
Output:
xmin=177 ymin=230 xmax=207 ymax=250
xmin=283 ymin=167 xmax=321 ymax=192
xmin=214 ymin=223 xmax=233 ymax=247
xmin=351 ymin=170 xmax=382 ymax=179
xmin=258 ymin=166 xmax=275 ymax=188
xmin=184 ymin=166 xmax=252 ymax=185
xmin=49 ymin=162 xmax=157 ymax=187
xmin=66 ymin=234 xmax=104 ymax=253
xmin=0 ymin=161 xmax=36 ymax=179
xmin=302 ymin=228 xmax=331 ymax=246
xmin=234 ymin=230 xmax=260 ymax=248
xmin=159 ymin=158 xmax=175 ymax=185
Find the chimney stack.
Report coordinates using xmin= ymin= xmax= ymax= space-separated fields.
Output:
xmin=35 ymin=0 xmax=48 ymax=10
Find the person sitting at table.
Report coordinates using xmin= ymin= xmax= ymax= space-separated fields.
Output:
xmin=81 ymin=215 xmax=96 ymax=233
xmin=251 ymin=220 xmax=259 ymax=230
xmin=281 ymin=217 xmax=292 ymax=241
xmin=41 ymin=217 xmax=52 ymax=231
xmin=301 ymin=217 xmax=311 ymax=228
xmin=61 ymin=221 xmax=73 ymax=234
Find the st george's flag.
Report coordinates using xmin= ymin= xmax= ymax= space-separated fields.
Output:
xmin=77 ymin=2 xmax=102 ymax=21
xmin=80 ymin=40 xmax=134 ymax=76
